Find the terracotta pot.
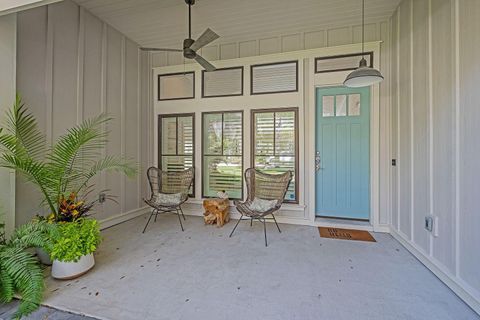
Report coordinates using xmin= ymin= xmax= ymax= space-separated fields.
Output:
xmin=51 ymin=253 xmax=95 ymax=280
xmin=36 ymin=247 xmax=52 ymax=265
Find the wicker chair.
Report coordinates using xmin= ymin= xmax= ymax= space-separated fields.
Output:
xmin=143 ymin=167 xmax=194 ymax=233
xmin=229 ymin=168 xmax=293 ymax=246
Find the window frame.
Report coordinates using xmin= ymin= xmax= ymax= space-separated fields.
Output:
xmin=250 ymin=107 xmax=299 ymax=204
xmin=157 ymin=113 xmax=196 ymax=197
xmin=314 ymin=52 xmax=374 ymax=74
xmin=157 ymin=71 xmax=195 ymax=101
xmin=201 ymin=66 xmax=244 ymax=98
xmin=201 ymin=110 xmax=244 ymax=200
xmin=250 ymin=60 xmax=299 ymax=95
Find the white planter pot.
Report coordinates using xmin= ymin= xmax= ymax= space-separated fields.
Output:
xmin=51 ymin=253 xmax=95 ymax=280
xmin=36 ymin=247 xmax=52 ymax=265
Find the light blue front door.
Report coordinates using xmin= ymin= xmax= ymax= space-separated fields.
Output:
xmin=315 ymin=86 xmax=370 ymax=220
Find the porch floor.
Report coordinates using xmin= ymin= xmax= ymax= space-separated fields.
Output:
xmin=42 ymin=214 xmax=478 ymax=320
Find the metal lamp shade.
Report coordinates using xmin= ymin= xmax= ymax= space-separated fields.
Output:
xmin=344 ymin=58 xmax=384 ymax=88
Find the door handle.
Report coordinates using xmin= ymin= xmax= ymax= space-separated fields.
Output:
xmin=315 ymin=151 xmax=322 ymax=172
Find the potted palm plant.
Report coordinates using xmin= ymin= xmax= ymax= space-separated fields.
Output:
xmin=0 ymin=96 xmax=137 ymax=279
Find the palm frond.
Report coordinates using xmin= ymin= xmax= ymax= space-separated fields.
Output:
xmin=0 ymin=154 xmax=57 ymax=213
xmin=0 ymin=95 xmax=46 ymax=161
xmin=0 ymin=246 xmax=44 ymax=319
xmin=73 ymin=156 xmax=137 ymax=194
xmin=47 ymin=113 xmax=111 ymax=199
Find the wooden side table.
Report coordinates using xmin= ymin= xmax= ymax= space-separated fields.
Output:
xmin=203 ymin=198 xmax=230 ymax=227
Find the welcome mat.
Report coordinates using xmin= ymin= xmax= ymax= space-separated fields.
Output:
xmin=318 ymin=227 xmax=376 ymax=242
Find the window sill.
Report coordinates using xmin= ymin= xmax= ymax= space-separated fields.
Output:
xmin=185 ymin=198 xmax=305 ymax=212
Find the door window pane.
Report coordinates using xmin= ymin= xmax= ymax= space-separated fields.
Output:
xmin=336 ymin=95 xmax=347 ymax=116
xmin=348 ymin=94 xmax=361 ymax=116
xmin=202 ymin=112 xmax=243 ymax=199
xmin=322 ymin=96 xmax=334 ymax=117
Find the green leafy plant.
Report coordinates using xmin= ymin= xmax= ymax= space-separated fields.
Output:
xmin=0 ymin=96 xmax=137 ymax=221
xmin=0 ymin=220 xmax=57 ymax=319
xmin=50 ymin=219 xmax=101 ymax=263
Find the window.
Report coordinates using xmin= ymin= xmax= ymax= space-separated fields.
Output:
xmin=252 ymin=108 xmax=298 ymax=203
xmin=322 ymin=94 xmax=361 ymax=117
xmin=250 ymin=61 xmax=298 ymax=95
xmin=202 ymin=67 xmax=243 ymax=98
xmin=158 ymin=72 xmax=195 ymax=101
xmin=158 ymin=114 xmax=195 ymax=195
xmin=315 ymin=52 xmax=373 ymax=73
xmin=202 ymin=111 xmax=243 ymax=199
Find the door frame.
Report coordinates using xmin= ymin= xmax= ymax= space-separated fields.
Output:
xmin=314 ymin=86 xmax=371 ymax=221
xmin=306 ymin=43 xmax=384 ymax=232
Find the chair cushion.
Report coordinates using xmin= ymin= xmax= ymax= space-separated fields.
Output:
xmin=248 ymin=197 xmax=277 ymax=213
xmin=154 ymin=193 xmax=183 ymax=206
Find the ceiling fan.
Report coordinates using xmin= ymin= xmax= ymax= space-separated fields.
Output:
xmin=140 ymin=0 xmax=219 ymax=71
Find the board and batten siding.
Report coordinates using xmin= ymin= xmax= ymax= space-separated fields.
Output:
xmin=0 ymin=13 xmax=17 ymax=237
xmin=390 ymin=0 xmax=480 ymax=313
xmin=15 ymin=0 xmax=151 ymax=226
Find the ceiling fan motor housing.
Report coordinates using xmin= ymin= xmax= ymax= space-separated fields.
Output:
xmin=183 ymin=38 xmax=196 ymax=59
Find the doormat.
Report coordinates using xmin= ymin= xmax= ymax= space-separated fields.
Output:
xmin=318 ymin=227 xmax=376 ymax=242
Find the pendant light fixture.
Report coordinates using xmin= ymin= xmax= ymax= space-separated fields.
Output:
xmin=343 ymin=0 xmax=384 ymax=87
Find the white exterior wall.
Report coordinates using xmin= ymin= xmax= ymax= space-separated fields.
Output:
xmin=15 ymin=0 xmax=151 ymax=227
xmin=390 ymin=0 xmax=480 ymax=314
xmin=0 ymin=13 xmax=17 ymax=237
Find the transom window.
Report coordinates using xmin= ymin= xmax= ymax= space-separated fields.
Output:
xmin=202 ymin=111 xmax=243 ymax=200
xmin=158 ymin=114 xmax=195 ymax=195
xmin=252 ymin=108 xmax=298 ymax=203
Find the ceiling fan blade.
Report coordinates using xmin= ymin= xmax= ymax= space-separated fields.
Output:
xmin=140 ymin=47 xmax=183 ymax=52
xmin=190 ymin=28 xmax=220 ymax=51
xmin=194 ymin=54 xmax=216 ymax=71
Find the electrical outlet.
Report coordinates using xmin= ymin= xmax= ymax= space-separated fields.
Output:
xmin=425 ymin=216 xmax=433 ymax=232
xmin=99 ymin=193 xmax=106 ymax=203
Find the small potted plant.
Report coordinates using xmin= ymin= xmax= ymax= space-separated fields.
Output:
xmin=50 ymin=217 xmax=101 ymax=280
xmin=0 ymin=219 xmax=57 ymax=318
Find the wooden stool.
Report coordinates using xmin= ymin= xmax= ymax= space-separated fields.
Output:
xmin=203 ymin=198 xmax=230 ymax=227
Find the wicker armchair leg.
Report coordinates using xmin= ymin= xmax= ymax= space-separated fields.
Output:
xmin=250 ymin=218 xmax=253 ymax=227
xmin=271 ymin=214 xmax=281 ymax=233
xmin=176 ymin=208 xmax=185 ymax=231
xmin=229 ymin=215 xmax=243 ymax=238
xmin=142 ymin=210 xmax=155 ymax=233
xmin=179 ymin=206 xmax=186 ymax=221
xmin=263 ymin=218 xmax=268 ymax=247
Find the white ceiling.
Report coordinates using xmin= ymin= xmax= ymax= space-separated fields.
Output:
xmin=73 ymin=0 xmax=401 ymax=48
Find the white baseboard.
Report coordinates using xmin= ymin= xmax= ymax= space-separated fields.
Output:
xmin=390 ymin=228 xmax=480 ymax=315
xmin=181 ymin=207 xmax=390 ymax=232
xmin=99 ymin=206 xmax=150 ymax=230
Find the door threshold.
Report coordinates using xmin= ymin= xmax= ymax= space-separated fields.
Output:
xmin=314 ymin=217 xmax=373 ymax=232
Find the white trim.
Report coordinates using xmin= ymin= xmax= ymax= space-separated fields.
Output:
xmin=427 ymin=0 xmax=434 ymax=257
xmin=99 ymin=206 xmax=150 ymax=230
xmin=453 ymin=0 xmax=461 ymax=279
xmin=390 ymin=229 xmax=480 ymax=315
xmin=0 ymin=0 xmax=63 ymax=16
xmin=310 ymin=42 xmax=384 ymax=232
xmin=76 ymin=6 xmax=85 ymax=125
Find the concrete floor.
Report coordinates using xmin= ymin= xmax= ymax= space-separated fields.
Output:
xmin=0 ymin=300 xmax=97 ymax=320
xmin=38 ymin=214 xmax=478 ymax=320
